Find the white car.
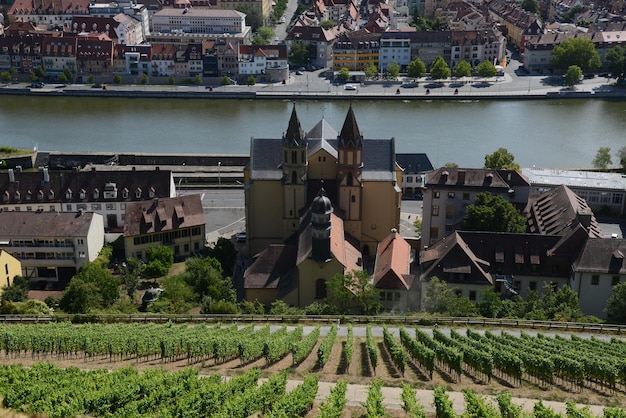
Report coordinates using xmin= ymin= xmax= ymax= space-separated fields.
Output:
xmin=344 ymin=84 xmax=357 ymax=90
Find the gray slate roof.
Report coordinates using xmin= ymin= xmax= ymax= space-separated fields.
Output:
xmin=0 ymin=211 xmax=97 ymax=238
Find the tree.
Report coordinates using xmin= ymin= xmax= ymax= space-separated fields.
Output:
xmin=413 ymin=217 xmax=422 ymax=236
xmin=253 ymin=26 xmax=274 ymax=45
xmin=181 ymin=256 xmax=236 ymax=303
xmin=34 ymin=66 xmax=45 ymax=78
xmin=325 ymin=270 xmax=381 ymax=314
xmin=120 ymin=258 xmax=144 ymax=299
xmin=113 ymin=74 xmax=122 ymax=84
xmin=520 ymin=0 xmax=538 ymax=13
xmin=592 ymin=147 xmax=612 ymax=170
xmin=407 ymin=57 xmax=426 ymax=79
xmin=194 ymin=74 xmax=203 ymax=85
xmin=337 ymin=67 xmax=350 ymax=83
xmin=57 ymin=73 xmax=67 ymax=84
xmin=551 ymin=37 xmax=601 ymax=72
xmin=463 ymin=192 xmax=527 ymax=233
xmin=206 ymin=237 xmax=237 ymax=277
xmin=1 ymin=276 xmax=30 ymax=302
xmin=423 ymin=276 xmax=455 ymax=313
xmin=606 ymin=45 xmax=626 ymax=80
xmin=364 ymin=61 xmax=377 ymax=79
xmin=149 ymin=275 xmax=196 ymax=313
xmin=87 ymin=74 xmax=95 ymax=84
xmin=169 ymin=75 xmax=176 ymax=85
xmin=289 ymin=41 xmax=311 ymax=66
xmin=605 ymin=282 xmax=626 ymax=323
xmin=484 ymin=147 xmax=520 ymax=171
xmin=247 ymin=76 xmax=256 ymax=86
xmin=144 ymin=246 xmax=173 ymax=278
xmin=617 ymin=146 xmax=626 ymax=169
xmin=220 ymin=76 xmax=230 ymax=86
xmin=320 ymin=20 xmax=335 ymax=29
xmin=59 ymin=262 xmax=120 ymax=313
xmin=430 ymin=56 xmax=450 ymax=80
xmin=454 ymin=60 xmax=471 ymax=78
xmin=29 ymin=71 xmax=38 ymax=82
xmin=564 ymin=65 xmax=582 ymax=88
xmin=140 ymin=73 xmax=149 ymax=85
xmin=0 ymin=72 xmax=11 ymax=82
xmin=387 ymin=61 xmax=400 ymax=78
xmin=477 ymin=60 xmax=497 ymax=78
xmin=63 ymin=67 xmax=73 ymax=81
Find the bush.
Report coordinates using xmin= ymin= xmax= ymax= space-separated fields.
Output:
xmin=144 ymin=260 xmax=168 ymax=278
xmin=147 ymin=246 xmax=174 ymax=269
xmin=113 ymin=74 xmax=122 ymax=84
xmin=200 ymin=296 xmax=239 ymax=314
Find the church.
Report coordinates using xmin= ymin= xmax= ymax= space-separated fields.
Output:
xmin=243 ymin=105 xmax=403 ymax=307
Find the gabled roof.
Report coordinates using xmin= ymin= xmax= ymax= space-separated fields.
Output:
xmin=526 ymin=185 xmax=603 ymax=237
xmin=123 ymin=194 xmax=205 ymax=236
xmin=395 ymin=153 xmax=433 ymax=174
xmin=573 ymin=238 xmax=626 ymax=275
xmin=0 ymin=211 xmax=97 ymax=238
xmin=243 ymin=244 xmax=299 ymax=297
xmin=374 ymin=230 xmax=413 ymax=290
xmin=425 ymin=167 xmax=519 ymax=190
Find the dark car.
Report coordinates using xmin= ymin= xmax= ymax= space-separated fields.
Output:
xmin=29 ymin=82 xmax=44 ymax=88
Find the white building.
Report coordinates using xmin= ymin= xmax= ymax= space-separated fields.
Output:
xmin=151 ymin=8 xmax=247 ymax=35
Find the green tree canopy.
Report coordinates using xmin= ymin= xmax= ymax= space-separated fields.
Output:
xmin=407 ymin=57 xmax=426 ymax=79
xmin=551 ymin=37 xmax=601 ymax=72
xmin=59 ymin=262 xmax=120 ymax=313
xmin=337 ymin=67 xmax=350 ymax=83
xmin=206 ymin=237 xmax=236 ymax=277
xmin=605 ymin=282 xmax=626 ymax=323
xmin=606 ymin=45 xmax=626 ymax=80
xmin=325 ymin=270 xmax=381 ymax=314
xmin=592 ymin=146 xmax=612 ymax=170
xmin=0 ymin=72 xmax=10 ymax=82
xmin=564 ymin=65 xmax=582 ymax=88
xmin=289 ymin=41 xmax=311 ymax=66
xmin=1 ymin=276 xmax=30 ymax=303
xmin=57 ymin=73 xmax=67 ymax=84
xmin=113 ymin=74 xmax=122 ymax=84
xmin=320 ymin=20 xmax=335 ymax=29
xmin=181 ymin=256 xmax=236 ymax=303
xmin=484 ymin=147 xmax=520 ymax=171
xmin=617 ymin=146 xmax=626 ymax=169
xmin=253 ymin=26 xmax=274 ymax=44
xmin=430 ymin=56 xmax=450 ymax=80
xmin=454 ymin=60 xmax=471 ymax=78
xmin=140 ymin=73 xmax=149 ymax=85
xmin=477 ymin=60 xmax=497 ymax=78
xmin=365 ymin=61 xmax=377 ymax=79
xmin=63 ymin=67 xmax=73 ymax=80
xmin=520 ymin=0 xmax=538 ymax=13
xmin=387 ymin=61 xmax=400 ymax=78
xmin=463 ymin=192 xmax=527 ymax=233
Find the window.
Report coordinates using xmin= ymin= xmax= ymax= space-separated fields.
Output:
xmin=432 ymin=205 xmax=439 ymax=216
xmin=430 ymin=227 xmax=439 ymax=240
xmin=529 ymin=281 xmax=537 ymax=291
xmin=406 ymin=177 xmax=413 ymax=183
xmin=434 ymin=191 xmax=440 ymax=198
xmin=612 ymin=276 xmax=620 ymax=286
xmin=315 ymin=279 xmax=327 ymax=299
xmin=106 ymin=203 xmax=116 ymax=210
xmin=379 ymin=291 xmax=385 ymax=301
xmin=463 ymin=193 xmax=470 ymax=200
xmin=591 ymin=275 xmax=599 ymax=286
xmin=448 ymin=192 xmax=455 ymax=198
xmin=469 ymin=290 xmax=476 ymax=301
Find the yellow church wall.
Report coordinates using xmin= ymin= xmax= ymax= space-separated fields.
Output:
xmin=307 ymin=150 xmax=338 ymax=180
xmin=245 ymin=288 xmax=278 ymax=306
xmin=297 ymin=257 xmax=344 ymax=307
xmin=246 ymin=180 xmax=284 ymax=255
xmin=361 ymin=181 xmax=401 ymax=250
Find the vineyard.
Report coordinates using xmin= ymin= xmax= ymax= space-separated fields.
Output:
xmin=1 ymin=322 xmax=626 ymax=417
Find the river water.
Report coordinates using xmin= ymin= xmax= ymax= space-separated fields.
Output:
xmin=3 ymin=96 xmax=626 ymax=168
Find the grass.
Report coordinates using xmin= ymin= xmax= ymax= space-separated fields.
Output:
xmin=0 ymin=146 xmax=32 ymax=157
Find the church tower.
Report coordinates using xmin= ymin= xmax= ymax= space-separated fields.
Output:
xmin=282 ymin=105 xmax=308 ymax=237
xmin=337 ymin=105 xmax=363 ymax=239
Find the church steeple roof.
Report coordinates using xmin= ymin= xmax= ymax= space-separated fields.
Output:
xmin=283 ymin=105 xmax=305 ymax=147
xmin=339 ymin=105 xmax=362 ymax=148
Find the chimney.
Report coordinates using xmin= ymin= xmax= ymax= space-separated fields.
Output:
xmin=8 ymin=169 xmax=14 ymax=183
xmin=391 ymin=227 xmax=397 ymax=239
xmin=578 ymin=208 xmax=592 ymax=229
xmin=43 ymin=167 xmax=49 ymax=183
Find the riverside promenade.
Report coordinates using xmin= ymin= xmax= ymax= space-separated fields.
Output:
xmin=1 ymin=71 xmax=625 ymax=101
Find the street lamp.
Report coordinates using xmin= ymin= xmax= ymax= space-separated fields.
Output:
xmin=218 ymin=161 xmax=221 ymax=185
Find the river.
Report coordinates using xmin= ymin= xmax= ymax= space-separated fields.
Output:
xmin=3 ymin=95 xmax=626 ymax=168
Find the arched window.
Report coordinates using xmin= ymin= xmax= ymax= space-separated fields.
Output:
xmin=347 ymin=172 xmax=353 ymax=186
xmin=315 ymin=279 xmax=327 ymax=299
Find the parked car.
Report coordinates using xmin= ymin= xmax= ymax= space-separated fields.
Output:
xmin=344 ymin=84 xmax=357 ymax=90
xmin=295 ymin=71 xmax=303 ymax=75
xmin=29 ymin=82 xmax=45 ymax=88
xmin=235 ymin=230 xmax=246 ymax=242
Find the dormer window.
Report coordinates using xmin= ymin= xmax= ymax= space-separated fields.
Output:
xmin=48 ymin=190 xmax=55 ymax=200
xmin=65 ymin=189 xmax=72 ymax=200
xmin=79 ymin=189 xmax=86 ymax=200
xmin=14 ymin=191 xmax=20 ymax=201
xmin=149 ymin=187 xmax=156 ymax=198
xmin=2 ymin=191 xmax=8 ymax=203
xmin=38 ymin=190 xmax=44 ymax=201
xmin=103 ymin=182 xmax=118 ymax=199
xmin=135 ymin=187 xmax=142 ymax=198
xmin=122 ymin=188 xmax=129 ymax=199
xmin=93 ymin=188 xmax=99 ymax=199
xmin=25 ymin=190 xmax=32 ymax=201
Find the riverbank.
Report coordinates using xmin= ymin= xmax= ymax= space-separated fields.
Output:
xmin=2 ymin=74 xmax=625 ymax=100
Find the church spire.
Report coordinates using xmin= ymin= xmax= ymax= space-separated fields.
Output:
xmin=339 ymin=104 xmax=362 ymax=148
xmin=283 ymin=105 xmax=305 ymax=147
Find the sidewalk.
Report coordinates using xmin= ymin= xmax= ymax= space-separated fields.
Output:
xmin=297 ymin=380 xmax=607 ymax=415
